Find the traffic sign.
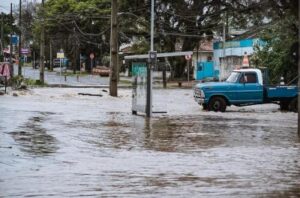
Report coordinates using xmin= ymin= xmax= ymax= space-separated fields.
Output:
xmin=90 ymin=53 xmax=95 ymax=59
xmin=21 ymin=48 xmax=30 ymax=55
xmin=57 ymin=52 xmax=64 ymax=59
xmin=185 ymin=55 xmax=192 ymax=60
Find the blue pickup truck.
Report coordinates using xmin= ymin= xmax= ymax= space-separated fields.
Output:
xmin=194 ymin=68 xmax=298 ymax=112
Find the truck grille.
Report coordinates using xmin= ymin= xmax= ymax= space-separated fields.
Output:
xmin=194 ymin=88 xmax=203 ymax=98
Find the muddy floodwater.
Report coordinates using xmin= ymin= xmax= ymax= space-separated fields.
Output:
xmin=0 ymin=88 xmax=299 ymax=197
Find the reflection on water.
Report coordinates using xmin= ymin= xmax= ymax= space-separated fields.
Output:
xmin=4 ymin=111 xmax=296 ymax=197
xmin=10 ymin=114 xmax=58 ymax=156
xmin=143 ymin=116 xmax=224 ymax=152
xmin=63 ymin=112 xmax=298 ymax=154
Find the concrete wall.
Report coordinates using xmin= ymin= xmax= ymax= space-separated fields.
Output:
xmin=213 ymin=39 xmax=263 ymax=81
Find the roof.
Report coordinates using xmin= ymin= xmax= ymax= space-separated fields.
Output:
xmin=194 ymin=40 xmax=213 ymax=52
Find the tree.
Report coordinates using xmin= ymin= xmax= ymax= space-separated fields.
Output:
xmin=252 ymin=0 xmax=298 ymax=84
xmin=32 ymin=0 xmax=111 ymax=71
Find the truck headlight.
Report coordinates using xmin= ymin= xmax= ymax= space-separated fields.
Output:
xmin=200 ymin=90 xmax=205 ymax=98
xmin=194 ymin=88 xmax=205 ymax=98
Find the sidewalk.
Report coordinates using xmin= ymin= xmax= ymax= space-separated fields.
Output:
xmin=14 ymin=65 xmax=111 ymax=88
xmin=13 ymin=65 xmax=195 ymax=88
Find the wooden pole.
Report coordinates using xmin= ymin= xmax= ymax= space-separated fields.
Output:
xmin=39 ymin=0 xmax=45 ymax=83
xmin=109 ymin=0 xmax=118 ymax=97
xmin=1 ymin=13 xmax=4 ymax=61
xmin=298 ymin=0 xmax=300 ymax=138
xmin=9 ymin=3 xmax=13 ymax=71
xmin=18 ymin=0 xmax=22 ymax=76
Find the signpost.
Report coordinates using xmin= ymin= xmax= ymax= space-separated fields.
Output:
xmin=185 ymin=54 xmax=192 ymax=83
xmin=90 ymin=52 xmax=94 ymax=72
xmin=57 ymin=50 xmax=64 ymax=87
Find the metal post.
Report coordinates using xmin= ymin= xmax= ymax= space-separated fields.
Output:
xmin=18 ymin=0 xmax=22 ymax=76
xmin=223 ymin=16 xmax=226 ymax=58
xmin=60 ymin=58 xmax=62 ymax=87
xmin=49 ymin=40 xmax=53 ymax=71
xmin=187 ymin=59 xmax=190 ymax=83
xmin=33 ymin=51 xmax=35 ymax=69
xmin=162 ymin=64 xmax=166 ymax=88
xmin=4 ymin=76 xmax=7 ymax=94
xmin=150 ymin=0 xmax=154 ymax=52
xmin=146 ymin=62 xmax=151 ymax=117
xmin=39 ymin=0 xmax=45 ymax=83
xmin=91 ymin=58 xmax=93 ymax=71
xmin=146 ymin=0 xmax=155 ymax=117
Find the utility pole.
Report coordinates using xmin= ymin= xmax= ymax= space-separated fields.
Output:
xmin=18 ymin=0 xmax=22 ymax=76
xmin=298 ymin=0 xmax=300 ymax=138
xmin=109 ymin=0 xmax=118 ymax=97
xmin=39 ymin=0 xmax=45 ymax=83
xmin=9 ymin=3 xmax=13 ymax=71
xmin=223 ymin=14 xmax=226 ymax=58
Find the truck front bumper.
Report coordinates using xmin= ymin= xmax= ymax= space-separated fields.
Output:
xmin=194 ymin=97 xmax=205 ymax=104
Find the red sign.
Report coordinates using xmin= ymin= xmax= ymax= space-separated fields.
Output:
xmin=185 ymin=55 xmax=192 ymax=60
xmin=90 ymin=53 xmax=95 ymax=59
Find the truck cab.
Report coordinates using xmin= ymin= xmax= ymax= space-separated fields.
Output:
xmin=194 ymin=68 xmax=297 ymax=112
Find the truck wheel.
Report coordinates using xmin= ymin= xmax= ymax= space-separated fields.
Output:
xmin=208 ymin=97 xmax=226 ymax=112
xmin=279 ymin=101 xmax=289 ymax=111
xmin=288 ymin=98 xmax=297 ymax=112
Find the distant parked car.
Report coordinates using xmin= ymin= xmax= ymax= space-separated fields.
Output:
xmin=92 ymin=66 xmax=110 ymax=76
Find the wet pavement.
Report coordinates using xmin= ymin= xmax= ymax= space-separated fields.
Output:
xmin=0 ymin=88 xmax=299 ymax=197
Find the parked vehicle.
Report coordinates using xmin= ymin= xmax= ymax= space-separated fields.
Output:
xmin=92 ymin=66 xmax=110 ymax=76
xmin=194 ymin=68 xmax=298 ymax=112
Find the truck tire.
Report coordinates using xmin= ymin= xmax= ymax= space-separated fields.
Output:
xmin=208 ymin=97 xmax=226 ymax=112
xmin=288 ymin=98 xmax=297 ymax=112
xmin=279 ymin=101 xmax=289 ymax=111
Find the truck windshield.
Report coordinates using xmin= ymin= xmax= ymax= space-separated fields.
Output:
xmin=226 ymin=72 xmax=240 ymax=83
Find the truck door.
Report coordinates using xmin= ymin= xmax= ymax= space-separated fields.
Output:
xmin=236 ymin=72 xmax=263 ymax=103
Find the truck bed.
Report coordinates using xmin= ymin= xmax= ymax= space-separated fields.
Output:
xmin=265 ymin=85 xmax=297 ymax=99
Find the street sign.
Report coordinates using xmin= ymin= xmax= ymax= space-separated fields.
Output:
xmin=11 ymin=35 xmax=18 ymax=45
xmin=185 ymin=55 xmax=192 ymax=60
xmin=149 ymin=51 xmax=157 ymax=64
xmin=21 ymin=48 xmax=30 ymax=55
xmin=57 ymin=52 xmax=64 ymax=59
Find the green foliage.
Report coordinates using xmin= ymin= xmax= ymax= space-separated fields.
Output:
xmin=130 ymin=38 xmax=149 ymax=54
xmin=26 ymin=0 xmax=298 ymax=81
xmin=253 ymin=6 xmax=298 ymax=84
xmin=10 ymin=75 xmax=47 ymax=88
xmin=0 ymin=13 xmax=17 ymax=47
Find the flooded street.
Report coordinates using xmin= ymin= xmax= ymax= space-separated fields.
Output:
xmin=0 ymin=88 xmax=299 ymax=197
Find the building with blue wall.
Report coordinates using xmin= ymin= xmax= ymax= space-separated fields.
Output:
xmin=213 ymin=38 xmax=264 ymax=80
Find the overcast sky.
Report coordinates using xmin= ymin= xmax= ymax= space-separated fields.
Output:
xmin=0 ymin=0 xmax=40 ymax=13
